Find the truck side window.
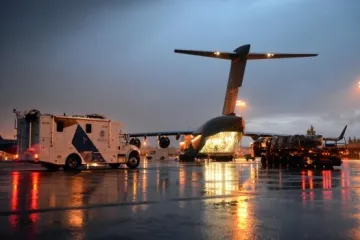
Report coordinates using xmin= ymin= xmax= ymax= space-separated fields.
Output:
xmin=57 ymin=121 xmax=64 ymax=132
xmin=86 ymin=124 xmax=92 ymax=133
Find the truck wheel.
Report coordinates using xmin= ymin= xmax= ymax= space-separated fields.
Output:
xmin=64 ymin=154 xmax=81 ymax=171
xmin=160 ymin=156 xmax=165 ymax=160
xmin=109 ymin=163 xmax=121 ymax=169
xmin=126 ymin=151 xmax=140 ymax=169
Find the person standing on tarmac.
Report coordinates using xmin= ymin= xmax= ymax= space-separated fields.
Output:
xmin=266 ymin=139 xmax=272 ymax=166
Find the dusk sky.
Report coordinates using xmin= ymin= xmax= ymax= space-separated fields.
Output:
xmin=0 ymin=0 xmax=359 ymax=145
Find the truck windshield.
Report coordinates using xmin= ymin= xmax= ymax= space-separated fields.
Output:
xmin=119 ymin=134 xmax=128 ymax=143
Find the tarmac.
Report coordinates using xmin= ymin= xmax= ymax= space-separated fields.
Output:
xmin=0 ymin=158 xmax=359 ymax=240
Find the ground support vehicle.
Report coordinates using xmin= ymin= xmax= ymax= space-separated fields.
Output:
xmin=15 ymin=109 xmax=140 ymax=171
xmin=257 ymin=135 xmax=343 ymax=169
xmin=145 ymin=148 xmax=169 ymax=160
xmin=244 ymin=153 xmax=255 ymax=161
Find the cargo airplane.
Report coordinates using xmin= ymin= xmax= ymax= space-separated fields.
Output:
xmin=128 ymin=44 xmax=318 ymax=161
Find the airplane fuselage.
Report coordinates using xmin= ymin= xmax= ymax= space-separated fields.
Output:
xmin=179 ymin=115 xmax=244 ymax=160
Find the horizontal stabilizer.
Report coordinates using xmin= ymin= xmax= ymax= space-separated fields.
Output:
xmin=174 ymin=49 xmax=236 ymax=60
xmin=174 ymin=48 xmax=317 ymax=61
xmin=247 ymin=53 xmax=318 ymax=60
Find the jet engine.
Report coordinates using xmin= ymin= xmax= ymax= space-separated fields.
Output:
xmin=158 ymin=136 xmax=170 ymax=148
xmin=129 ymin=137 xmax=141 ymax=148
xmin=176 ymin=133 xmax=180 ymax=140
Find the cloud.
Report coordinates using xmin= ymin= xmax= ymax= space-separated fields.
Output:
xmin=0 ymin=0 xmax=359 ymax=140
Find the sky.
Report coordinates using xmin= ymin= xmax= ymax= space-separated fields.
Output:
xmin=0 ymin=0 xmax=359 ymax=147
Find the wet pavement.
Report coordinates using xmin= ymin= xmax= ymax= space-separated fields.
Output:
xmin=0 ymin=159 xmax=360 ymax=240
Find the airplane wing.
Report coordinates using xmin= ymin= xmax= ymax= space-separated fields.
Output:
xmin=127 ymin=131 xmax=194 ymax=138
xmin=128 ymin=130 xmax=286 ymax=138
xmin=244 ymin=125 xmax=348 ymax=141
xmin=244 ymin=131 xmax=290 ymax=140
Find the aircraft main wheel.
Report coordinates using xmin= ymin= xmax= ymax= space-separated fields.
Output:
xmin=126 ymin=151 xmax=140 ymax=169
xmin=64 ymin=154 xmax=81 ymax=171
xmin=109 ymin=163 xmax=121 ymax=169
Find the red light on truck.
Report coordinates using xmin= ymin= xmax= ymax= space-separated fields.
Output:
xmin=34 ymin=154 xmax=39 ymax=159
xmin=15 ymin=154 xmax=19 ymax=160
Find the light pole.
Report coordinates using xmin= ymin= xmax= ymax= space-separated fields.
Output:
xmin=236 ymin=100 xmax=248 ymax=150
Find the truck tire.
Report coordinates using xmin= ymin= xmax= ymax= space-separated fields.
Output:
xmin=126 ymin=151 xmax=140 ymax=169
xmin=64 ymin=154 xmax=81 ymax=171
xmin=109 ymin=163 xmax=121 ymax=169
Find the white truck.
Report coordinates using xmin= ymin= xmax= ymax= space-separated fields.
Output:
xmin=15 ymin=109 xmax=140 ymax=171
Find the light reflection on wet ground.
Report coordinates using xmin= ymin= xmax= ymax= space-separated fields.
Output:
xmin=0 ymin=159 xmax=360 ymax=239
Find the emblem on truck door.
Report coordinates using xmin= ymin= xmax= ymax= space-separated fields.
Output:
xmin=97 ymin=130 xmax=107 ymax=142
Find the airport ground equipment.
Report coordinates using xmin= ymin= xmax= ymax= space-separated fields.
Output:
xmin=252 ymin=135 xmax=343 ymax=169
xmin=15 ymin=109 xmax=140 ymax=171
xmin=145 ymin=148 xmax=169 ymax=160
xmin=249 ymin=125 xmax=347 ymax=168
xmin=245 ymin=154 xmax=255 ymax=161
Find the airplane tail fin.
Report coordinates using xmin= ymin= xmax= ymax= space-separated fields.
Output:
xmin=323 ymin=125 xmax=348 ymax=141
xmin=222 ymin=45 xmax=250 ymax=115
xmin=338 ymin=125 xmax=347 ymax=141
xmin=175 ymin=44 xmax=318 ymax=115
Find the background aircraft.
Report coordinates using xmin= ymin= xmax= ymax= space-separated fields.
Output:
xmin=128 ymin=44 xmax=317 ymax=161
xmin=323 ymin=125 xmax=348 ymax=147
xmin=0 ymin=135 xmax=17 ymax=155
